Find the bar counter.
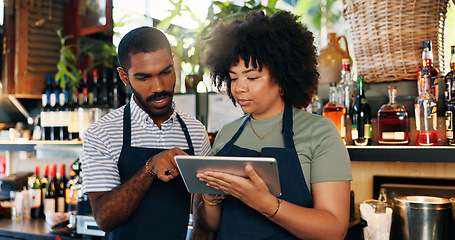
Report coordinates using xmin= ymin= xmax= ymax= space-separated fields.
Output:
xmin=0 ymin=218 xmax=99 ymax=240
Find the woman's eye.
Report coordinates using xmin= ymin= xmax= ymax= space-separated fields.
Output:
xmin=248 ymin=77 xmax=258 ymax=80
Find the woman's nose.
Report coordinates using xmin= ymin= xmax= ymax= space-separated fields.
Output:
xmin=234 ymin=78 xmax=247 ymax=92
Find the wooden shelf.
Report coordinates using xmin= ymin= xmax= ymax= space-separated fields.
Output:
xmin=346 ymin=145 xmax=455 ymax=162
xmin=0 ymin=140 xmax=83 ymax=155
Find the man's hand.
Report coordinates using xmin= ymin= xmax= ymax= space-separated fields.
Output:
xmin=147 ymin=147 xmax=187 ymax=182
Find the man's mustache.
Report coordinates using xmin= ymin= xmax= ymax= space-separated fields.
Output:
xmin=146 ymin=91 xmax=173 ymax=102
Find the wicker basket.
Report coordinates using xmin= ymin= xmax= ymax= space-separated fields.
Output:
xmin=343 ymin=0 xmax=449 ymax=83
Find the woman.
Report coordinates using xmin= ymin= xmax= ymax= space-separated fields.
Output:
xmin=196 ymin=10 xmax=352 ymax=240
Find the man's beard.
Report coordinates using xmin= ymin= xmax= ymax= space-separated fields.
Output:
xmin=130 ymin=85 xmax=174 ymax=118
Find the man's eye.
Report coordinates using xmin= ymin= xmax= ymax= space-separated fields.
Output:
xmin=136 ymin=76 xmax=148 ymax=81
xmin=230 ymin=78 xmax=238 ymax=81
xmin=161 ymin=70 xmax=172 ymax=75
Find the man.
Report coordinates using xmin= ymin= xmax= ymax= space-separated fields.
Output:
xmin=81 ymin=26 xmax=211 ymax=240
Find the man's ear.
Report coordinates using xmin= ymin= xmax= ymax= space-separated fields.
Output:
xmin=117 ymin=67 xmax=129 ymax=86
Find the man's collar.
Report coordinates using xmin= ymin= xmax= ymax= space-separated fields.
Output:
xmin=130 ymin=95 xmax=177 ymax=125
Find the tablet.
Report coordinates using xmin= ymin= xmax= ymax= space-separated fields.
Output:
xmin=175 ymin=155 xmax=281 ymax=197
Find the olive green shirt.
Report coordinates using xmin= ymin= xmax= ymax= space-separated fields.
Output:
xmin=211 ymin=106 xmax=352 ymax=192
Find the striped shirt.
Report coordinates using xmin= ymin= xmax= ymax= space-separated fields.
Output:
xmin=81 ymin=97 xmax=211 ymax=194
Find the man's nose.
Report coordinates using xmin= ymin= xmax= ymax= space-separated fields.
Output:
xmin=150 ymin=76 xmax=166 ymax=93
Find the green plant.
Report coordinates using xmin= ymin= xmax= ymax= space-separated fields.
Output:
xmin=157 ymin=0 xmax=280 ymax=76
xmin=296 ymin=0 xmax=341 ymax=32
xmin=55 ymin=28 xmax=81 ymax=90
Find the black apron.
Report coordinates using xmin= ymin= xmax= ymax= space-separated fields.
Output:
xmin=216 ymin=103 xmax=314 ymax=240
xmin=105 ymin=103 xmax=194 ymax=240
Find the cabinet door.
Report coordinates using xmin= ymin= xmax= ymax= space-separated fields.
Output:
xmin=2 ymin=0 xmax=63 ymax=97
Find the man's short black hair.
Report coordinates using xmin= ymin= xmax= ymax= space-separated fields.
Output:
xmin=117 ymin=26 xmax=172 ymax=72
xmin=203 ymin=11 xmax=319 ymax=108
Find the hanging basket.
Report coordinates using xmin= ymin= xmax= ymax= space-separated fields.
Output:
xmin=343 ymin=0 xmax=450 ymax=83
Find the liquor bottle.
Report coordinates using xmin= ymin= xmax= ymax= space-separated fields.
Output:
xmin=44 ymin=165 xmax=57 ymax=214
xmin=322 ymin=82 xmax=346 ymax=143
xmin=446 ymin=46 xmax=455 ymax=146
xmin=65 ymin=169 xmax=78 ymax=212
xmin=376 ymin=188 xmax=388 ymax=214
xmin=377 ymin=86 xmax=410 ymax=144
xmin=416 ymin=67 xmax=438 ymax=146
xmin=29 ymin=165 xmax=43 ymax=218
xmin=351 ymin=75 xmax=372 ymax=146
xmin=90 ymin=68 xmax=99 ymax=106
xmin=56 ymin=164 xmax=68 ymax=212
xmin=79 ymin=70 xmax=89 ymax=107
xmin=444 ymin=46 xmax=455 ymax=104
xmin=337 ymin=58 xmax=356 ymax=117
xmin=306 ymin=93 xmax=323 ymax=115
xmin=418 ymin=41 xmax=439 ymax=100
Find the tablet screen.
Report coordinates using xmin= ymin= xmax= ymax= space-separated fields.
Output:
xmin=175 ymin=155 xmax=281 ymax=197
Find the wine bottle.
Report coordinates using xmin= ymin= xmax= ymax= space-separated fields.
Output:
xmin=352 ymin=75 xmax=372 ymax=146
xmin=57 ymin=91 xmax=69 ymax=141
xmin=100 ymin=68 xmax=109 ymax=107
xmin=40 ymin=91 xmax=51 ymax=141
xmin=40 ymin=164 xmax=49 ymax=214
xmin=416 ymin=67 xmax=438 ymax=146
xmin=110 ymin=68 xmax=121 ymax=108
xmin=68 ymin=86 xmax=80 ymax=141
xmin=56 ymin=164 xmax=68 ymax=212
xmin=79 ymin=70 xmax=89 ymax=107
xmin=91 ymin=68 xmax=99 ymax=106
xmin=44 ymin=165 xmax=57 ymax=214
xmin=29 ymin=165 xmax=43 ymax=218
xmin=48 ymin=90 xmax=58 ymax=141
xmin=322 ymin=82 xmax=346 ymax=143
xmin=445 ymin=46 xmax=455 ymax=146
xmin=377 ymin=86 xmax=410 ymax=144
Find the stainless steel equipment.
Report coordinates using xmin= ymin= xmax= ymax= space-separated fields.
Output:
xmin=395 ymin=196 xmax=452 ymax=240
xmin=76 ymin=214 xmax=104 ymax=237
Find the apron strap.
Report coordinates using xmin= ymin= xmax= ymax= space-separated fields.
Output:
xmin=123 ymin=102 xmax=132 ymax=147
xmin=282 ymin=103 xmax=295 ymax=149
xmin=225 ymin=114 xmax=250 ymax=146
xmin=176 ymin=113 xmax=195 ymax=154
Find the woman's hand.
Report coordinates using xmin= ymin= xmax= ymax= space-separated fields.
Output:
xmin=197 ymin=165 xmax=276 ymax=214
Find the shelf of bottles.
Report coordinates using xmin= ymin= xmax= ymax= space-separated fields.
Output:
xmin=307 ymin=42 xmax=455 ymax=162
xmin=27 ymin=160 xmax=83 ymax=220
xmin=40 ymin=67 xmax=130 ymax=142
